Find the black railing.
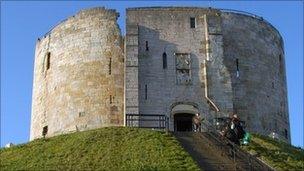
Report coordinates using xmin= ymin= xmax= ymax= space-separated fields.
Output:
xmin=201 ymin=121 xmax=275 ymax=171
xmin=126 ymin=114 xmax=168 ymax=130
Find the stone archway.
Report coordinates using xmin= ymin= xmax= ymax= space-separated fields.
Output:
xmin=174 ymin=113 xmax=194 ymax=131
xmin=171 ymin=104 xmax=199 ymax=132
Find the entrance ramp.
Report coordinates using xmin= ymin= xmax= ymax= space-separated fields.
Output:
xmin=174 ymin=132 xmax=238 ymax=171
xmin=174 ymin=130 xmax=275 ymax=171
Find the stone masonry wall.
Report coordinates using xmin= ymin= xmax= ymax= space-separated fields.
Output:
xmin=30 ymin=7 xmax=124 ymax=140
xmin=126 ymin=7 xmax=234 ymax=130
xmin=31 ymin=6 xmax=290 ymax=143
xmin=221 ymin=12 xmax=290 ymax=142
xmin=126 ymin=7 xmax=290 ymax=142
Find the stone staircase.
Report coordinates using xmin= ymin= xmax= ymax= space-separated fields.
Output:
xmin=174 ymin=132 xmax=274 ymax=171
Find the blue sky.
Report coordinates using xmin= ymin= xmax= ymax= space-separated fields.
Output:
xmin=1 ymin=1 xmax=303 ymax=147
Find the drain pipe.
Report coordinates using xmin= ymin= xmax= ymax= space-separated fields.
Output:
xmin=203 ymin=14 xmax=220 ymax=112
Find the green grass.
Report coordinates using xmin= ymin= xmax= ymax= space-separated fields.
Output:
xmin=242 ymin=134 xmax=304 ymax=171
xmin=0 ymin=127 xmax=200 ymax=171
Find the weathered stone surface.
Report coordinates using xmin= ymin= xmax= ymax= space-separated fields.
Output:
xmin=30 ymin=7 xmax=124 ymax=140
xmin=221 ymin=12 xmax=290 ymax=141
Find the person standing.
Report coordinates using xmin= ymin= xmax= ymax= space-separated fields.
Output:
xmin=193 ymin=113 xmax=203 ymax=132
xmin=230 ymin=114 xmax=245 ymax=145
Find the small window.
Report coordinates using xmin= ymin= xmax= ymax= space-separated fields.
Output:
xmin=162 ymin=52 xmax=167 ymax=69
xmin=272 ymin=82 xmax=274 ymax=89
xmin=236 ymin=58 xmax=239 ymax=78
xmin=46 ymin=52 xmax=51 ymax=70
xmin=145 ymin=84 xmax=147 ymax=100
xmin=284 ymin=129 xmax=288 ymax=139
xmin=145 ymin=41 xmax=149 ymax=51
xmin=110 ymin=95 xmax=112 ymax=104
xmin=108 ymin=57 xmax=112 ymax=75
xmin=42 ymin=126 xmax=48 ymax=138
xmin=190 ymin=17 xmax=196 ymax=28
xmin=236 ymin=58 xmax=239 ymax=70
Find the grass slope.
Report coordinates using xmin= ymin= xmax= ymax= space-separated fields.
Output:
xmin=0 ymin=127 xmax=200 ymax=171
xmin=242 ymin=134 xmax=304 ymax=170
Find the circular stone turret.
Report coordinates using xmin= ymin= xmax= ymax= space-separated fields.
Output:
xmin=30 ymin=7 xmax=124 ymax=140
xmin=220 ymin=11 xmax=289 ymax=141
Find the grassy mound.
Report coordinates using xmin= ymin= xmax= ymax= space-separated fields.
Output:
xmin=242 ymin=134 xmax=304 ymax=170
xmin=0 ymin=127 xmax=200 ymax=171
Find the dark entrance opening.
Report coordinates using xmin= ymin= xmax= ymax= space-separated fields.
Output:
xmin=42 ymin=126 xmax=48 ymax=138
xmin=174 ymin=113 xmax=194 ymax=131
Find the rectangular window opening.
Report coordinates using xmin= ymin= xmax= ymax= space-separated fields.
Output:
xmin=145 ymin=41 xmax=149 ymax=51
xmin=190 ymin=17 xmax=196 ymax=28
xmin=110 ymin=95 xmax=112 ymax=104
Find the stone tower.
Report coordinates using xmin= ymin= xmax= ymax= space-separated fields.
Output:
xmin=31 ymin=7 xmax=290 ymax=143
xmin=126 ymin=7 xmax=290 ymax=142
xmin=30 ymin=7 xmax=124 ymax=140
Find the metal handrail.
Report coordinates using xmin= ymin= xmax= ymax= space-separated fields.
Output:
xmin=200 ymin=120 xmax=275 ymax=171
xmin=125 ymin=113 xmax=169 ymax=130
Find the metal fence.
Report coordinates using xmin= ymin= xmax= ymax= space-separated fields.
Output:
xmin=125 ymin=114 xmax=168 ymax=130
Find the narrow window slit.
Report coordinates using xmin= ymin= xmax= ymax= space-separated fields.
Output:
xmin=162 ymin=52 xmax=167 ymax=69
xmin=145 ymin=41 xmax=149 ymax=51
xmin=46 ymin=52 xmax=51 ymax=70
xmin=236 ymin=58 xmax=239 ymax=78
xmin=109 ymin=57 xmax=112 ymax=75
xmin=110 ymin=95 xmax=112 ymax=104
xmin=145 ymin=85 xmax=147 ymax=100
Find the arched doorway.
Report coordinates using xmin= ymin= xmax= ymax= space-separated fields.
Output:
xmin=174 ymin=113 xmax=194 ymax=131
xmin=171 ymin=103 xmax=199 ymax=132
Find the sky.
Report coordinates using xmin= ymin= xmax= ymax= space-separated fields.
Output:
xmin=1 ymin=1 xmax=303 ymax=148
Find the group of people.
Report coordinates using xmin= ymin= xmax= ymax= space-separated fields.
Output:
xmin=220 ymin=114 xmax=246 ymax=145
xmin=192 ymin=113 xmax=249 ymax=145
